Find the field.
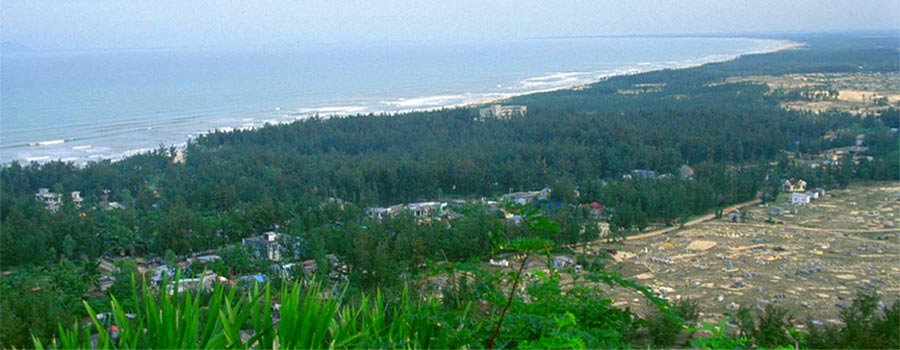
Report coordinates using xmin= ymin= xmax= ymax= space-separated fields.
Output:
xmin=577 ymin=182 xmax=900 ymax=327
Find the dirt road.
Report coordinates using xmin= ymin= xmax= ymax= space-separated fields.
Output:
xmin=624 ymin=197 xmax=764 ymax=241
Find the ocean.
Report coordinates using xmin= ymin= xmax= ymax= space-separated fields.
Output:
xmin=0 ymin=37 xmax=783 ymax=165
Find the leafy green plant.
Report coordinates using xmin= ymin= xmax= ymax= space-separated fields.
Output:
xmin=691 ymin=318 xmax=751 ymax=350
xmin=754 ymin=305 xmax=795 ymax=348
xmin=804 ymin=290 xmax=900 ymax=349
xmin=647 ymin=298 xmax=700 ymax=348
xmin=734 ymin=304 xmax=798 ymax=349
xmin=516 ymin=312 xmax=586 ymax=349
xmin=39 ymin=270 xmax=486 ymax=350
xmin=486 ymin=206 xmax=559 ymax=349
xmin=275 ymin=281 xmax=342 ymax=349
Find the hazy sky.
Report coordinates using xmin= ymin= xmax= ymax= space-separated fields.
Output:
xmin=3 ymin=0 xmax=899 ymax=50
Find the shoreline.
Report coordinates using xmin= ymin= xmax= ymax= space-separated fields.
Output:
xmin=292 ymin=38 xmax=802 ymax=118
xmin=4 ymin=37 xmax=800 ymax=167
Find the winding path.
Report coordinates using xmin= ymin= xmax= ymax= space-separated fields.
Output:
xmin=624 ymin=197 xmax=763 ymax=241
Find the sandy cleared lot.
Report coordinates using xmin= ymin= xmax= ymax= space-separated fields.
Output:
xmin=837 ymin=89 xmax=892 ymax=103
xmin=726 ymin=72 xmax=900 ymax=115
xmin=581 ymin=182 xmax=900 ymax=326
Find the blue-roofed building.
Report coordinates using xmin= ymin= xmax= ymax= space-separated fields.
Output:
xmin=239 ymin=274 xmax=268 ymax=285
xmin=251 ymin=274 xmax=267 ymax=283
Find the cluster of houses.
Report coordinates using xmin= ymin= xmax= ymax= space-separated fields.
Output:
xmin=35 ymin=188 xmax=84 ymax=212
xmin=780 ymin=178 xmax=826 ymax=206
xmin=94 ymin=229 xmax=342 ymax=296
xmin=34 ymin=187 xmax=122 ymax=212
xmin=500 ymin=187 xmax=552 ymax=205
xmin=790 ymin=188 xmax=826 ymax=206
xmin=365 ymin=187 xmax=556 ymax=223
xmin=622 ymin=165 xmax=695 ymax=181
xmin=240 ymin=231 xmax=328 ymax=279
xmin=764 ymin=179 xmax=827 ymax=218
xmin=807 ymin=145 xmax=871 ymax=168
xmin=366 ymin=201 xmax=449 ymax=220
xmin=797 ymin=135 xmax=872 ymax=169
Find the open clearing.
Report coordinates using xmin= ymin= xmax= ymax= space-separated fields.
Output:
xmin=726 ymin=72 xmax=900 ymax=115
xmin=582 ymin=182 xmax=899 ymax=326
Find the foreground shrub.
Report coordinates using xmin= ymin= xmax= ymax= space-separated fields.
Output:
xmin=805 ymin=290 xmax=900 ymax=349
xmin=691 ymin=318 xmax=751 ymax=350
xmin=35 ymin=273 xmax=478 ymax=349
xmin=645 ymin=298 xmax=700 ymax=348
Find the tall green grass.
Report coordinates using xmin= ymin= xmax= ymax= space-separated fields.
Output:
xmin=37 ymin=272 xmax=474 ymax=349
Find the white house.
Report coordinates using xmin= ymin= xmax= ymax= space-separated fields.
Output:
xmin=791 ymin=192 xmax=811 ymax=205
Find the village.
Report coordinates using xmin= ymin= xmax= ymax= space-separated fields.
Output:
xmin=29 ymin=172 xmax=899 ymax=328
xmin=32 ymin=182 xmax=557 ymax=298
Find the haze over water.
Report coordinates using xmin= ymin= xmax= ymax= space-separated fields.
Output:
xmin=1 ymin=37 xmax=782 ymax=165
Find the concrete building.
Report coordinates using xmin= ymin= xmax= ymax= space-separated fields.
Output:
xmin=35 ymin=188 xmax=63 ymax=212
xmin=407 ymin=201 xmax=446 ymax=218
xmin=501 ymin=187 xmax=551 ymax=205
xmin=478 ymin=104 xmax=527 ymax=120
xmin=70 ymin=191 xmax=83 ymax=209
xmin=791 ymin=192 xmax=811 ymax=205
xmin=243 ymin=232 xmax=282 ymax=262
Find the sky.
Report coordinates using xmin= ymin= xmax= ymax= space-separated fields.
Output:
xmin=3 ymin=0 xmax=899 ymax=50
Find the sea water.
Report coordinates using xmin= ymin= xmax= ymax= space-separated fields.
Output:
xmin=0 ymin=37 xmax=783 ymax=165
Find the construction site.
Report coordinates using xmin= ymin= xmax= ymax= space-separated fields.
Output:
xmin=582 ymin=182 xmax=899 ymax=327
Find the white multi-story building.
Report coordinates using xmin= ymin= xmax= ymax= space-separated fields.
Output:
xmin=70 ymin=191 xmax=83 ymax=209
xmin=478 ymin=104 xmax=527 ymax=120
xmin=35 ymin=188 xmax=63 ymax=212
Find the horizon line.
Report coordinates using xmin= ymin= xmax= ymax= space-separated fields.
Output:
xmin=4 ymin=29 xmax=899 ymax=53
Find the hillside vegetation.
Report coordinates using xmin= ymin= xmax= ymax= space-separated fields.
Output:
xmin=2 ymin=34 xmax=899 ymax=349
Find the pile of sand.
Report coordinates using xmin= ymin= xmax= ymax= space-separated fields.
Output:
xmin=686 ymin=240 xmax=717 ymax=251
